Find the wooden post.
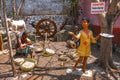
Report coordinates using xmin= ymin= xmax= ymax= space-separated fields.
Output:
xmin=0 ymin=34 xmax=4 ymax=50
xmin=2 ymin=0 xmax=16 ymax=76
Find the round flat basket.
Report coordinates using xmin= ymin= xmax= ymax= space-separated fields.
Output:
xmin=25 ymin=58 xmax=38 ymax=67
xmin=14 ymin=58 xmax=25 ymax=65
xmin=100 ymin=33 xmax=114 ymax=38
xmin=35 ymin=47 xmax=43 ymax=53
xmin=20 ymin=58 xmax=37 ymax=72
xmin=20 ymin=61 xmax=35 ymax=72
xmin=42 ymin=48 xmax=55 ymax=57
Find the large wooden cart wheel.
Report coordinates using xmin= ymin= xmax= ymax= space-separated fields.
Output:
xmin=36 ymin=19 xmax=57 ymax=38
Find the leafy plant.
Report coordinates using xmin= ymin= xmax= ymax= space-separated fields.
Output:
xmin=62 ymin=0 xmax=79 ymax=25
xmin=62 ymin=0 xmax=78 ymax=9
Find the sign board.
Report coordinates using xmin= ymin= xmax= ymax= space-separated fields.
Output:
xmin=91 ymin=2 xmax=105 ymax=14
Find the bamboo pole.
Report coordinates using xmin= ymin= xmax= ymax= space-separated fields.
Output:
xmin=0 ymin=34 xmax=4 ymax=50
xmin=2 ymin=0 xmax=16 ymax=76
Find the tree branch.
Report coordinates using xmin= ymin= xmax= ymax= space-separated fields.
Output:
xmin=113 ymin=1 xmax=120 ymax=22
xmin=17 ymin=0 xmax=25 ymax=18
xmin=111 ymin=1 xmax=120 ymax=25
xmin=11 ymin=0 xmax=17 ymax=19
xmin=112 ymin=10 xmax=120 ymax=24
xmin=107 ymin=0 xmax=117 ymax=14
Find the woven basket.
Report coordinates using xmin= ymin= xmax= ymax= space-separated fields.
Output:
xmin=42 ymin=48 xmax=55 ymax=57
xmin=14 ymin=58 xmax=25 ymax=65
xmin=20 ymin=58 xmax=37 ymax=72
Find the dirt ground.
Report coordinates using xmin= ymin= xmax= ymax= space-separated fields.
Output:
xmin=0 ymin=41 xmax=120 ymax=80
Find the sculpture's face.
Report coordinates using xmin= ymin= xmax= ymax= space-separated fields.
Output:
xmin=81 ymin=20 xmax=90 ymax=29
xmin=22 ymin=34 xmax=28 ymax=39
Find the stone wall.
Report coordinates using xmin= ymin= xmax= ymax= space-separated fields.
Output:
xmin=24 ymin=15 xmax=68 ymax=32
xmin=22 ymin=0 xmax=70 ymax=15
xmin=4 ymin=0 xmax=70 ymax=31
xmin=5 ymin=0 xmax=70 ymax=16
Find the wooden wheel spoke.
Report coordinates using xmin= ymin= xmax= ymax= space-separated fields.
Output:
xmin=39 ymin=30 xmax=45 ymax=33
xmin=36 ymin=19 xmax=57 ymax=38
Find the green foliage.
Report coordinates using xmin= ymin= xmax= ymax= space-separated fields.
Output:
xmin=62 ymin=0 xmax=78 ymax=8
xmin=7 ymin=12 xmax=13 ymax=18
xmin=62 ymin=0 xmax=79 ymax=25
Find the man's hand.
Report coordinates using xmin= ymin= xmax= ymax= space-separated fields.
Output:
xmin=19 ymin=44 xmax=27 ymax=49
xmin=22 ymin=44 xmax=27 ymax=48
xmin=68 ymin=31 xmax=78 ymax=40
xmin=68 ymin=32 xmax=74 ymax=36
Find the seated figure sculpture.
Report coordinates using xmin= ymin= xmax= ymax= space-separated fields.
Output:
xmin=16 ymin=31 xmax=34 ymax=58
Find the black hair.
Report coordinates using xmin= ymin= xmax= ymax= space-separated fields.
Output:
xmin=81 ymin=17 xmax=90 ymax=23
xmin=22 ymin=31 xmax=28 ymax=36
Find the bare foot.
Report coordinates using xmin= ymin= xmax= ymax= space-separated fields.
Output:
xmin=83 ymin=69 xmax=88 ymax=74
